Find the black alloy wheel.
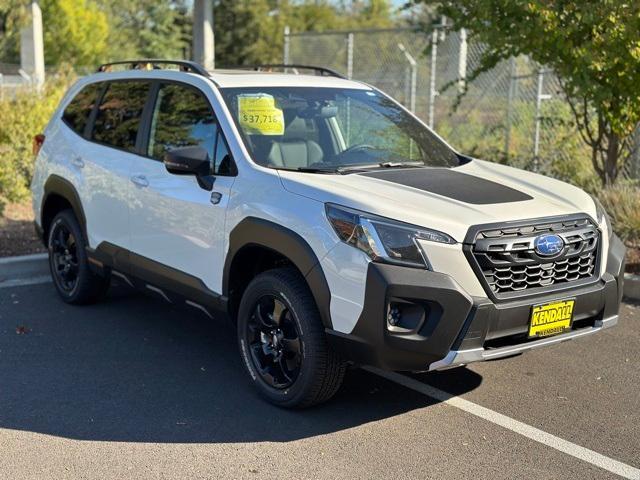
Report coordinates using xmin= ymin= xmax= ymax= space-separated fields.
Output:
xmin=246 ymin=295 xmax=303 ymax=389
xmin=237 ymin=268 xmax=346 ymax=408
xmin=49 ymin=220 xmax=80 ymax=293
xmin=47 ymin=210 xmax=110 ymax=304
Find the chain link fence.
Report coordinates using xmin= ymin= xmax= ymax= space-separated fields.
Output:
xmin=2 ymin=30 xmax=638 ymax=185
xmin=286 ymin=27 xmax=640 ymax=185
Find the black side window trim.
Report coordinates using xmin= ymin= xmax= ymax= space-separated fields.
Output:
xmin=136 ymin=81 xmax=160 ymax=155
xmin=83 ymin=81 xmax=108 ymax=139
xmin=212 ymin=128 xmax=237 ymax=176
xmin=139 ymin=79 xmax=238 ymax=177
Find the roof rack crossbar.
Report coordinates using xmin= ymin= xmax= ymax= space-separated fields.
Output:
xmin=97 ymin=59 xmax=209 ymax=76
xmin=236 ymin=64 xmax=346 ymax=79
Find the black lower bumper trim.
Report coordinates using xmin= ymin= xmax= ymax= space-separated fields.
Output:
xmin=328 ymin=234 xmax=625 ymax=372
xmin=327 ymin=263 xmax=475 ymax=371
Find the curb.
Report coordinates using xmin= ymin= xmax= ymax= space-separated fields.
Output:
xmin=0 ymin=253 xmax=49 ymax=283
xmin=623 ymin=273 xmax=640 ymax=302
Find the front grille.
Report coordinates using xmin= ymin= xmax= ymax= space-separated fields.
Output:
xmin=468 ymin=217 xmax=600 ymax=299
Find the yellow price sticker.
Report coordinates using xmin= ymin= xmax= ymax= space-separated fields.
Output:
xmin=238 ymin=95 xmax=285 ymax=135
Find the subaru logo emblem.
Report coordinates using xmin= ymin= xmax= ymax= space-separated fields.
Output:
xmin=534 ymin=234 xmax=564 ymax=257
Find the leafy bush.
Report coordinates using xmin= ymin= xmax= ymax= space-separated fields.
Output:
xmin=597 ymin=184 xmax=640 ymax=246
xmin=0 ymin=69 xmax=75 ymax=215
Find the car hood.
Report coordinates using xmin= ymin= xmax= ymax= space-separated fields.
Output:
xmin=277 ymin=159 xmax=598 ymax=243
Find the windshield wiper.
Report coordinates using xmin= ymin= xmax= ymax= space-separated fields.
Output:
xmin=277 ymin=166 xmax=340 ymax=174
xmin=336 ymin=161 xmax=426 ymax=173
xmin=379 ymin=161 xmax=425 ymax=168
xmin=275 ymin=162 xmax=426 ymax=174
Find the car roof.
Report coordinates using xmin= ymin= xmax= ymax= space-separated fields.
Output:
xmin=208 ymin=69 xmax=370 ymax=89
xmin=81 ymin=67 xmax=371 ymax=91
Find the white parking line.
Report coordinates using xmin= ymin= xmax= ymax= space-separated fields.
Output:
xmin=366 ymin=367 xmax=640 ymax=480
xmin=0 ymin=276 xmax=51 ymax=289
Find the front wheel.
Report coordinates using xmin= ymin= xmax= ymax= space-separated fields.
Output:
xmin=237 ymin=268 xmax=346 ymax=408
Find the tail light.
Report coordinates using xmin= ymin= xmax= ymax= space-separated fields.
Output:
xmin=33 ymin=134 xmax=45 ymax=156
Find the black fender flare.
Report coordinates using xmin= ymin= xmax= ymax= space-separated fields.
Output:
xmin=223 ymin=217 xmax=333 ymax=329
xmin=42 ymin=175 xmax=87 ymax=240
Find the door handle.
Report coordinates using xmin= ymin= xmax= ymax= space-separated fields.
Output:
xmin=71 ymin=156 xmax=84 ymax=168
xmin=130 ymin=174 xmax=149 ymax=188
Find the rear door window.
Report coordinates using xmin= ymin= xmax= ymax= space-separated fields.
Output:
xmin=91 ymin=81 xmax=150 ymax=152
xmin=62 ymin=82 xmax=103 ymax=136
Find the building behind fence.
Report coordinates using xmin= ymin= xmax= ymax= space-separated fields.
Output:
xmin=285 ymin=26 xmax=640 ymax=183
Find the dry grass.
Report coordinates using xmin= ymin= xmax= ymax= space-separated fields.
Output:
xmin=598 ymin=185 xmax=640 ymax=247
xmin=597 ymin=185 xmax=640 ymax=272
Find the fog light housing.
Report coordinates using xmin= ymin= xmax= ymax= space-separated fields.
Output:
xmin=386 ymin=300 xmax=426 ymax=333
xmin=387 ymin=304 xmax=401 ymax=326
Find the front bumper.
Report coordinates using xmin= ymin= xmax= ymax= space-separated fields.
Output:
xmin=429 ymin=314 xmax=618 ymax=370
xmin=327 ymin=234 xmax=626 ymax=372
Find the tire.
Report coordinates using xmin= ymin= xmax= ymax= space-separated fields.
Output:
xmin=47 ymin=210 xmax=110 ymax=304
xmin=237 ymin=267 xmax=346 ymax=408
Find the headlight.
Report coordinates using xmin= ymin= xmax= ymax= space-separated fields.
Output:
xmin=590 ymin=195 xmax=613 ymax=239
xmin=325 ymin=203 xmax=455 ymax=269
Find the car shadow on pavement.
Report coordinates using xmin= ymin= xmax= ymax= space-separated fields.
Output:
xmin=0 ymin=282 xmax=483 ymax=444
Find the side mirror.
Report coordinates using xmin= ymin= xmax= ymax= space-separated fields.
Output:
xmin=164 ymin=146 xmax=209 ymax=175
xmin=163 ymin=146 xmax=214 ymax=190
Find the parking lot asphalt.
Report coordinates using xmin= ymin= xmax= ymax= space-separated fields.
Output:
xmin=0 ymin=280 xmax=638 ymax=479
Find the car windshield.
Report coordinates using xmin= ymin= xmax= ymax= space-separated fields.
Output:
xmin=219 ymin=87 xmax=460 ymax=172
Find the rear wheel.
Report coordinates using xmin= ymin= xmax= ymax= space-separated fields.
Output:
xmin=48 ymin=210 xmax=110 ymax=304
xmin=237 ymin=268 xmax=346 ymax=408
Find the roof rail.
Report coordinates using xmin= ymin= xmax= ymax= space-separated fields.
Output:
xmin=97 ymin=59 xmax=210 ymax=76
xmin=235 ymin=64 xmax=346 ymax=79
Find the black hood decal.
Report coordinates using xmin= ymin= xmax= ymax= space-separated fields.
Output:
xmin=359 ymin=168 xmax=533 ymax=205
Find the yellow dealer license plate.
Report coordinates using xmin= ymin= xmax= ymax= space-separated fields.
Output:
xmin=528 ymin=299 xmax=575 ymax=338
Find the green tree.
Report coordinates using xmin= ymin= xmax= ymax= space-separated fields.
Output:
xmin=0 ymin=0 xmax=25 ymax=63
xmin=213 ymin=0 xmax=281 ymax=66
xmin=285 ymin=0 xmax=344 ymax=33
xmin=0 ymin=69 xmax=75 ymax=213
xmin=94 ymin=0 xmax=190 ymax=61
xmin=347 ymin=0 xmax=394 ymax=28
xmin=213 ymin=0 xmax=395 ymax=67
xmin=415 ymin=0 xmax=640 ymax=185
xmin=40 ymin=0 xmax=108 ymax=67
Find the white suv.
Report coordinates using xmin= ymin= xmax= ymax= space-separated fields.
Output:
xmin=31 ymin=60 xmax=625 ymax=407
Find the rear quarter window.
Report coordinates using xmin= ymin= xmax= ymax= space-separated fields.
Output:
xmin=91 ymin=81 xmax=150 ymax=152
xmin=61 ymin=82 xmax=103 ymax=136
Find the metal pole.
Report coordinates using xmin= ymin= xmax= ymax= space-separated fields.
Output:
xmin=533 ymin=68 xmax=544 ymax=172
xmin=397 ymin=43 xmax=416 ymax=113
xmin=457 ymin=28 xmax=467 ymax=93
xmin=410 ymin=65 xmax=417 ymax=116
xmin=193 ymin=0 xmax=214 ymax=70
xmin=428 ymin=29 xmax=438 ymax=129
xmin=404 ymin=66 xmax=410 ymax=107
xmin=346 ymin=32 xmax=354 ymax=144
xmin=504 ymin=57 xmax=516 ymax=160
xmin=346 ymin=32 xmax=354 ymax=80
xmin=283 ymin=25 xmax=290 ymax=66
xmin=20 ymin=1 xmax=45 ymax=89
